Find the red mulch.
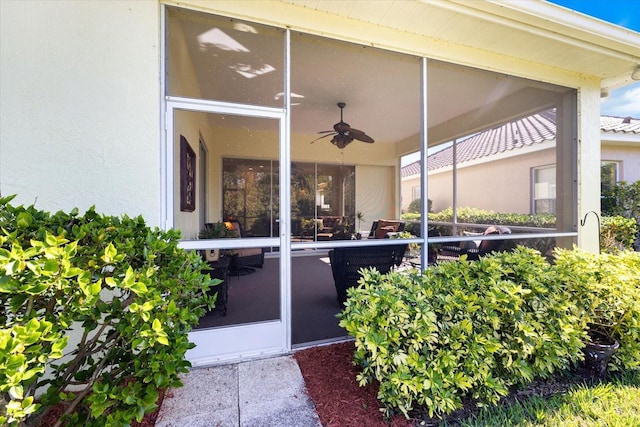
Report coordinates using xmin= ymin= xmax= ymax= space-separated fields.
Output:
xmin=36 ymin=342 xmax=414 ymax=426
xmin=294 ymin=341 xmax=415 ymax=427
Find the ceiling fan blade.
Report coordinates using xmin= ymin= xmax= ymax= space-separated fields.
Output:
xmin=315 ymin=103 xmax=374 ymax=148
xmin=310 ymin=132 xmax=335 ymax=144
xmin=349 ymin=128 xmax=375 ymax=143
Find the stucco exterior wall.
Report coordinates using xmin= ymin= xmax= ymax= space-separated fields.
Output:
xmin=401 ymin=175 xmax=419 ymax=213
xmin=0 ymin=1 xmax=161 ymax=222
xmin=429 ymin=147 xmax=556 ymax=214
xmin=602 ymin=142 xmax=640 ymax=183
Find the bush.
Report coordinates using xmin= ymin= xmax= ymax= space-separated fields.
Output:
xmin=338 ymin=247 xmax=586 ymax=418
xmin=554 ymin=248 xmax=640 ymax=371
xmin=600 ymin=216 xmax=638 ymax=253
xmin=403 ymin=221 xmax=421 ymax=237
xmin=407 ymin=198 xmax=431 ymax=214
xmin=0 ymin=195 xmax=217 ymax=426
xmin=428 ymin=207 xmax=557 ymax=229
xmin=401 ymin=212 xmax=421 ymax=222
xmin=421 ymin=207 xmax=635 ymax=253
xmin=601 ymin=180 xmax=640 ymax=225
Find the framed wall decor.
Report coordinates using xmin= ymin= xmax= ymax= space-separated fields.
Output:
xmin=180 ymin=135 xmax=196 ymax=212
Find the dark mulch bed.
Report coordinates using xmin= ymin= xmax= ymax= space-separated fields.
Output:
xmin=295 ymin=341 xmax=414 ymax=427
xmin=295 ymin=340 xmax=598 ymax=427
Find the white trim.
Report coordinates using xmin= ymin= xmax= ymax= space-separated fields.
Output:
xmin=483 ymin=0 xmax=640 ymax=50
xmin=166 ymin=96 xmax=285 ymax=118
xmin=601 ymin=132 xmax=640 ymax=144
xmin=282 ymin=28 xmax=293 ymax=350
xmin=420 ymin=56 xmax=429 ymax=264
xmin=186 ymin=321 xmax=286 ymax=366
xmin=160 ymin=4 xmax=169 ymax=230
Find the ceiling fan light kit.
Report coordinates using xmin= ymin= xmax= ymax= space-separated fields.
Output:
xmin=311 ymin=102 xmax=374 ymax=149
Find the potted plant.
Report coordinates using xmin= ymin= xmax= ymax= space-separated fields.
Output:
xmin=554 ymin=248 xmax=640 ymax=377
xmin=582 ymin=329 xmax=619 ymax=377
xmin=356 ymin=211 xmax=365 ymax=239
xmin=199 ymin=221 xmax=230 ymax=261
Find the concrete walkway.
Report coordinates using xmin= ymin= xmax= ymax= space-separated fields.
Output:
xmin=155 ymin=355 xmax=322 ymax=427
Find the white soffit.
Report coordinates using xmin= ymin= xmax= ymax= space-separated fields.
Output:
xmin=275 ymin=0 xmax=640 ymax=89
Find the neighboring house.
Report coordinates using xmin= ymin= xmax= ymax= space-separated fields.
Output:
xmin=401 ymin=113 xmax=640 ymax=214
xmin=2 ymin=1 xmax=640 ymax=364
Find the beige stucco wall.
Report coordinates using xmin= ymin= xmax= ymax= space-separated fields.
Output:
xmin=403 ymin=144 xmax=556 ymax=215
xmin=0 ymin=1 xmax=161 ymax=222
xmin=401 ymin=175 xmax=419 ymax=213
xmin=602 ymin=141 xmax=640 ymax=183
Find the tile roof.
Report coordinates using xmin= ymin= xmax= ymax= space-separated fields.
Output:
xmin=401 ymin=160 xmax=421 ymax=178
xmin=402 ymin=112 xmax=640 ymax=175
xmin=600 ymin=115 xmax=640 ymax=134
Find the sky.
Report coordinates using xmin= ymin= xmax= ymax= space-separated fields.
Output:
xmin=548 ymin=0 xmax=640 ymax=118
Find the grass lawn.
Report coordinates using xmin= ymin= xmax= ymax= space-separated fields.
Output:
xmin=446 ymin=370 xmax=640 ymax=426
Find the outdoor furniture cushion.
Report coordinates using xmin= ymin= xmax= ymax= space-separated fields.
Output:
xmin=369 ymin=219 xmax=405 ymax=239
xmin=437 ymin=225 xmax=512 ymax=262
xmin=223 ymin=220 xmax=265 ymax=271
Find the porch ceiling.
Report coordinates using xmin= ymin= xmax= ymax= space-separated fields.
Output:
xmin=282 ymin=0 xmax=640 ymax=90
xmin=174 ymin=0 xmax=639 ymax=152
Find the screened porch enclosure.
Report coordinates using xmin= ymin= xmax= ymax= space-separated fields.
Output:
xmin=166 ymin=6 xmax=578 ymax=347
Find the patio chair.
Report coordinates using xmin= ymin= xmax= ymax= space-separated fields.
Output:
xmin=437 ymin=225 xmax=512 ymax=262
xmin=329 ymin=244 xmax=407 ymax=304
xmin=367 ymin=219 xmax=405 ymax=239
xmin=316 ymin=216 xmax=345 ymax=240
xmin=222 ymin=219 xmax=265 ymax=275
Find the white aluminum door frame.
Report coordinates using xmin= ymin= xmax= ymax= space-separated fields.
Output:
xmin=163 ymin=96 xmax=289 ymax=366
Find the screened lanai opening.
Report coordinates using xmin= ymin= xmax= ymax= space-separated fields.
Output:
xmin=288 ymin=33 xmax=422 ymax=344
xmin=409 ymin=60 xmax=578 ymax=261
xmin=289 ymin=32 xmax=422 ymax=242
xmin=165 ymin=5 xmax=578 ymax=348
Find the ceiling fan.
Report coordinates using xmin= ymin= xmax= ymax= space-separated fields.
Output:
xmin=311 ymin=102 xmax=374 ymax=149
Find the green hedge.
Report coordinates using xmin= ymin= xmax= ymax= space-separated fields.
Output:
xmin=338 ymin=247 xmax=587 ymax=418
xmin=0 ymin=195 xmax=217 ymax=426
xmin=339 ymin=247 xmax=640 ymax=419
xmin=600 ymin=215 xmax=638 ymax=252
xmin=554 ymin=248 xmax=640 ymax=371
xmin=427 ymin=207 xmax=557 ymax=229
xmin=402 ymin=208 xmax=637 ymax=252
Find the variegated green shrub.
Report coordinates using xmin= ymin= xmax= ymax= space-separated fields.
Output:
xmin=554 ymin=247 xmax=640 ymax=371
xmin=338 ymin=247 xmax=587 ymax=419
xmin=0 ymin=195 xmax=217 ymax=426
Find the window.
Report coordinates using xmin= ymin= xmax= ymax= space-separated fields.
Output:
xmin=532 ymin=165 xmax=556 ymax=214
xmin=222 ymin=159 xmax=356 ymax=241
xmin=222 ymin=158 xmax=278 ymax=237
xmin=601 ymin=161 xmax=618 ymax=193
xmin=412 ymin=186 xmax=420 ymax=201
xmin=601 ymin=161 xmax=619 ymax=212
